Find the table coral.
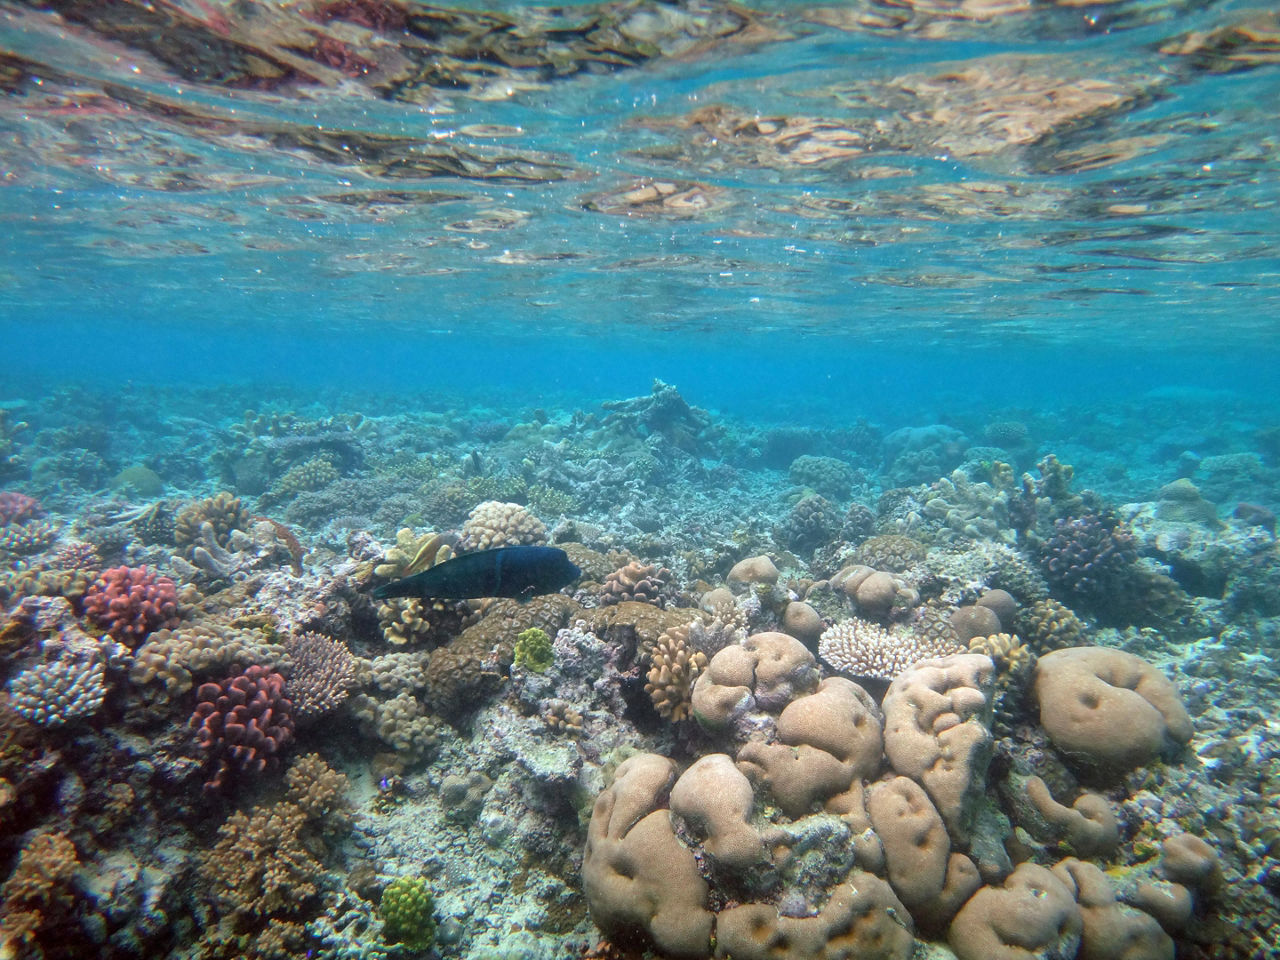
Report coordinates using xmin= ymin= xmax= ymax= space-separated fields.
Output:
xmin=82 ymin=564 xmax=180 ymax=645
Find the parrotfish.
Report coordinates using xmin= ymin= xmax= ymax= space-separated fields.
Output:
xmin=371 ymin=545 xmax=581 ymax=601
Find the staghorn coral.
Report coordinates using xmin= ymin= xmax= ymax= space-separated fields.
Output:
xmin=190 ymin=665 xmax=295 ymax=791
xmin=599 ymin=560 xmax=674 ymax=607
xmin=175 ymin=492 xmax=250 ymax=553
xmin=283 ymin=631 xmax=358 ymax=723
xmin=202 ymin=802 xmax=318 ymax=927
xmin=457 ymin=500 xmax=547 ymax=551
xmin=819 ymin=617 xmax=964 ymax=683
xmin=645 ymin=625 xmax=708 ymax=722
xmin=1018 ymin=597 xmax=1088 ymax=653
xmin=82 ymin=564 xmax=181 ymax=645
xmin=6 ymin=657 xmax=107 ymax=727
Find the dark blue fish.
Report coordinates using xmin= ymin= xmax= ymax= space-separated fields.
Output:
xmin=371 ymin=545 xmax=581 ymax=601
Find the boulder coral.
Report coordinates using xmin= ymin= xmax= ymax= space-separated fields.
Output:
xmin=1033 ymin=647 xmax=1193 ymax=778
xmin=948 ymin=863 xmax=1083 ymax=960
xmin=881 ymin=654 xmax=995 ymax=842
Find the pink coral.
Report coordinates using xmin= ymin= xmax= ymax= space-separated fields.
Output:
xmin=0 ymin=491 xmax=43 ymax=525
xmin=82 ymin=565 xmax=180 ymax=645
xmin=190 ymin=665 xmax=295 ymax=792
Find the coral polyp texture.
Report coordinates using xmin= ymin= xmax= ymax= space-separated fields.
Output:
xmin=190 ymin=664 xmax=295 ymax=791
xmin=7 ymin=657 xmax=107 ymax=726
xmin=82 ymin=564 xmax=181 ymax=644
xmin=456 ymin=500 xmax=547 ymax=551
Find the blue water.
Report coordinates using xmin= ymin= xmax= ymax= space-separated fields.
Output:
xmin=2 ymin=1 xmax=1280 ymax=958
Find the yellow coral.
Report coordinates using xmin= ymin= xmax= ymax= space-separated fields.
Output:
xmin=968 ymin=632 xmax=1034 ymax=677
xmin=645 ymin=626 xmax=708 ymax=722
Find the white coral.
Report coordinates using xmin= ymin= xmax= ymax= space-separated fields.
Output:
xmin=458 ymin=500 xmax=548 ymax=550
xmin=819 ymin=618 xmax=962 ymax=682
xmin=8 ymin=657 xmax=107 ymax=726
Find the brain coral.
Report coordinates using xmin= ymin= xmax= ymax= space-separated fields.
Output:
xmin=854 ymin=535 xmax=927 ymax=573
xmin=457 ymin=500 xmax=547 ymax=551
xmin=82 ymin=565 xmax=180 ymax=645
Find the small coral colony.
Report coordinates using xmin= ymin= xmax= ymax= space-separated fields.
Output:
xmin=0 ymin=381 xmax=1277 ymax=959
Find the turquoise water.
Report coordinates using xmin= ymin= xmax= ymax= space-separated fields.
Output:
xmin=2 ymin=1 xmax=1280 ymax=959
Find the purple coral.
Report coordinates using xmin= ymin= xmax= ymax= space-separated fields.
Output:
xmin=190 ymin=665 xmax=294 ymax=792
xmin=82 ymin=565 xmax=180 ymax=645
xmin=1039 ymin=513 xmax=1138 ymax=602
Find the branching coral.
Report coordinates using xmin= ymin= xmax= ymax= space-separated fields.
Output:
xmin=600 ymin=560 xmax=674 ymax=607
xmin=457 ymin=500 xmax=547 ymax=551
xmin=283 ymin=631 xmax=358 ymax=723
xmin=190 ymin=665 xmax=295 ymax=791
xmin=819 ymin=617 xmax=963 ymax=683
xmin=7 ymin=657 xmax=107 ymax=727
xmin=0 ymin=831 xmax=79 ymax=954
xmin=82 ymin=564 xmax=181 ymax=645
xmin=645 ymin=625 xmax=708 ymax=722
xmin=175 ymin=492 xmax=250 ymax=554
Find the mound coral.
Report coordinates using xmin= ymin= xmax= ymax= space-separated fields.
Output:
xmin=775 ymin=494 xmax=842 ymax=553
xmin=1032 ymin=646 xmax=1193 ymax=778
xmin=457 ymin=500 xmax=547 ymax=551
xmin=82 ymin=565 xmax=180 ymax=645
xmin=190 ymin=665 xmax=295 ymax=791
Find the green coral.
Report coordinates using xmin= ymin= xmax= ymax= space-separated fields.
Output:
xmin=513 ymin=627 xmax=554 ymax=673
xmin=380 ymin=876 xmax=436 ymax=950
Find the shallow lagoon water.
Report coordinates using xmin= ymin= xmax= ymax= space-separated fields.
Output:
xmin=1 ymin=1 xmax=1279 ymax=958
